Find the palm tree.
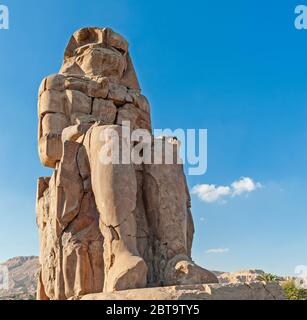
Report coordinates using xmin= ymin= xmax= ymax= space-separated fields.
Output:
xmin=256 ymin=273 xmax=279 ymax=282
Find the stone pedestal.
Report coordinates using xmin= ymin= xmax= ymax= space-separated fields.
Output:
xmin=80 ymin=282 xmax=285 ymax=300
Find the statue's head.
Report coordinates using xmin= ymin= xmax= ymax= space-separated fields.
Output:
xmin=60 ymin=27 xmax=140 ymax=90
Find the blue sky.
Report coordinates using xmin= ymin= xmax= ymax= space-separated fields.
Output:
xmin=0 ymin=0 xmax=306 ymax=276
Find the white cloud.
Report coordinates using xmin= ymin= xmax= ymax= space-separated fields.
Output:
xmin=192 ymin=177 xmax=262 ymax=203
xmin=206 ymin=248 xmax=230 ymax=254
xmin=192 ymin=184 xmax=231 ymax=203
xmin=231 ymin=177 xmax=262 ymax=196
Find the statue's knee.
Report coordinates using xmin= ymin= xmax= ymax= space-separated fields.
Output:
xmin=90 ymin=125 xmax=131 ymax=163
xmin=91 ymin=124 xmax=123 ymax=143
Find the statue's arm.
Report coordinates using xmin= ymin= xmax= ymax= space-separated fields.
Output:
xmin=38 ymin=76 xmax=68 ymax=168
xmin=38 ymin=74 xmax=152 ymax=168
xmin=38 ymin=74 xmax=105 ymax=168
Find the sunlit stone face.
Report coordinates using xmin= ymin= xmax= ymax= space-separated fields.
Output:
xmin=75 ymin=44 xmax=127 ymax=79
xmin=61 ymin=28 xmax=130 ymax=81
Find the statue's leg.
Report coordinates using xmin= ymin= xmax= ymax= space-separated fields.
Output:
xmin=84 ymin=124 xmax=147 ymax=292
xmin=143 ymin=140 xmax=218 ymax=286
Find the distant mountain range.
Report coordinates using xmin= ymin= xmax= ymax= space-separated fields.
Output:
xmin=0 ymin=256 xmax=39 ymax=300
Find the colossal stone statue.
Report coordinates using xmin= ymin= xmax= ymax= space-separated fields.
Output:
xmin=36 ymin=27 xmax=218 ymax=300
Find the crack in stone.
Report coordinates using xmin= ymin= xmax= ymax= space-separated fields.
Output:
xmin=90 ymin=97 xmax=95 ymax=115
xmin=126 ymin=235 xmax=149 ymax=239
xmin=99 ymin=208 xmax=136 ymax=230
xmin=262 ymin=282 xmax=278 ymax=300
xmin=109 ymin=226 xmax=120 ymax=241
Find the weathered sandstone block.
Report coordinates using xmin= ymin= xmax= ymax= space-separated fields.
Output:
xmin=80 ymin=282 xmax=285 ymax=301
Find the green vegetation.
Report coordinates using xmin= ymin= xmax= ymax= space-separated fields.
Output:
xmin=256 ymin=273 xmax=307 ymax=300
xmin=256 ymin=273 xmax=279 ymax=282
xmin=281 ymin=280 xmax=307 ymax=300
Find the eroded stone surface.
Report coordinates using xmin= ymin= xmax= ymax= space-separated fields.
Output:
xmin=36 ymin=141 xmax=104 ymax=300
xmin=80 ymin=282 xmax=285 ymax=301
xmin=36 ymin=27 xmax=217 ymax=300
